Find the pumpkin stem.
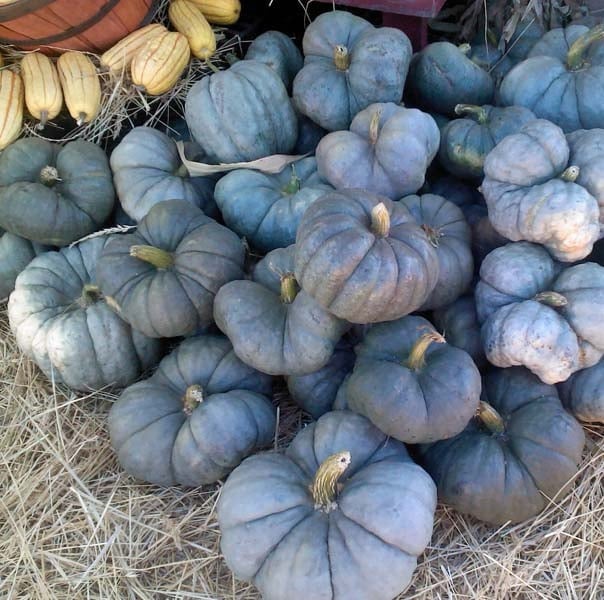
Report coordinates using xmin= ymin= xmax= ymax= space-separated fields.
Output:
xmin=406 ymin=330 xmax=446 ymax=371
xmin=310 ymin=451 xmax=351 ymax=511
xmin=282 ymin=166 xmax=301 ymax=195
xmin=76 ymin=111 xmax=88 ymax=127
xmin=560 ymin=165 xmax=580 ymax=182
xmin=371 ymin=203 xmax=390 ymax=237
xmin=129 ymin=245 xmax=174 ymax=269
xmin=477 ymin=401 xmax=505 ymax=434
xmin=334 ymin=45 xmax=350 ymax=70
xmin=567 ymin=25 xmax=604 ymax=70
xmin=79 ymin=284 xmax=102 ymax=307
xmin=206 ymin=58 xmax=221 ymax=73
xmin=454 ymin=104 xmax=488 ymax=124
xmin=174 ymin=162 xmax=189 ymax=178
xmin=534 ymin=291 xmax=568 ymax=308
xmin=39 ymin=165 xmax=61 ymax=186
xmin=183 ymin=384 xmax=204 ymax=416
xmin=280 ymin=273 xmax=299 ymax=304
xmin=369 ymin=110 xmax=381 ymax=145
xmin=421 ymin=224 xmax=443 ymax=247
xmin=37 ymin=109 xmax=49 ymax=130
xmin=458 ymin=43 xmax=471 ymax=55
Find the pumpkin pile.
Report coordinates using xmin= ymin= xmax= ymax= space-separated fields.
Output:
xmin=2 ymin=4 xmax=604 ymax=599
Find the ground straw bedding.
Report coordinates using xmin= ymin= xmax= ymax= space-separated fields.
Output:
xmin=1 ymin=303 xmax=603 ymax=600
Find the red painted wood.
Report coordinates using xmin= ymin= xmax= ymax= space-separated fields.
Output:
xmin=382 ymin=12 xmax=427 ymax=50
xmin=315 ymin=0 xmax=447 ymax=18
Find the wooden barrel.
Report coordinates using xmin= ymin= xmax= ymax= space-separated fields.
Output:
xmin=0 ymin=0 xmax=157 ymax=54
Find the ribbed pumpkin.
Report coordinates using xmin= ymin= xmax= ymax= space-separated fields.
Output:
xmin=20 ymin=52 xmax=63 ymax=128
xmin=56 ymin=52 xmax=101 ymax=125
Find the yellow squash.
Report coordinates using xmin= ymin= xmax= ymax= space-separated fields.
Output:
xmin=20 ymin=52 xmax=63 ymax=128
xmin=188 ymin=0 xmax=241 ymax=25
xmin=131 ymin=31 xmax=190 ymax=96
xmin=169 ymin=0 xmax=216 ymax=60
xmin=57 ymin=52 xmax=101 ymax=126
xmin=100 ymin=23 xmax=167 ymax=74
xmin=0 ymin=69 xmax=23 ymax=150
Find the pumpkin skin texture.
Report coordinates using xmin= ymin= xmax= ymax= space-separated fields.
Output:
xmin=499 ymin=25 xmax=604 ymax=132
xmin=558 ymin=358 xmax=604 ymax=423
xmin=294 ymin=190 xmax=440 ymax=323
xmin=108 ymin=334 xmax=275 ymax=487
xmin=217 ymin=410 xmax=437 ymax=600
xmin=214 ymin=157 xmax=333 ymax=252
xmin=96 ymin=200 xmax=245 ymax=339
xmin=110 ymin=127 xmax=216 ymax=222
xmin=185 ymin=60 xmax=297 ymax=163
xmin=399 ymin=193 xmax=473 ymax=310
xmin=8 ymin=238 xmax=161 ymax=391
xmin=419 ymin=367 xmax=585 ymax=525
xmin=527 ymin=25 xmax=604 ymax=63
xmin=245 ymin=30 xmax=303 ymax=90
xmin=0 ymin=138 xmax=115 ymax=246
xmin=481 ymin=119 xmax=600 ymax=262
xmin=316 ymin=103 xmax=440 ymax=200
xmin=438 ymin=104 xmax=535 ymax=180
xmin=214 ymin=245 xmax=348 ymax=376
xmin=476 ymin=242 xmax=604 ymax=384
xmin=345 ymin=315 xmax=481 ymax=443
xmin=406 ymin=42 xmax=495 ymax=117
xmin=292 ymin=11 xmax=412 ymax=132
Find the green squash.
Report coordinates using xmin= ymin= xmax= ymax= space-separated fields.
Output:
xmin=109 ymin=126 xmax=216 ymax=222
xmin=500 ymin=25 xmax=604 ymax=132
xmin=399 ymin=193 xmax=473 ymax=310
xmin=481 ymin=119 xmax=600 ymax=262
xmin=292 ymin=10 xmax=412 ymax=131
xmin=108 ymin=334 xmax=275 ymax=487
xmin=185 ymin=60 xmax=298 ymax=163
xmin=476 ymin=241 xmax=604 ymax=384
xmin=345 ymin=315 xmax=481 ymax=443
xmin=438 ymin=104 xmax=535 ymax=180
xmin=406 ymin=42 xmax=495 ymax=117
xmin=214 ymin=157 xmax=332 ymax=252
xmin=245 ymin=30 xmax=303 ymax=90
xmin=315 ymin=103 xmax=440 ymax=199
xmin=419 ymin=367 xmax=585 ymax=525
xmin=558 ymin=358 xmax=604 ymax=423
xmin=96 ymin=200 xmax=245 ymax=339
xmin=214 ymin=245 xmax=348 ymax=375
xmin=7 ymin=237 xmax=161 ymax=391
xmin=218 ymin=410 xmax=437 ymax=600
xmin=0 ymin=138 xmax=115 ymax=246
xmin=294 ymin=190 xmax=439 ymax=323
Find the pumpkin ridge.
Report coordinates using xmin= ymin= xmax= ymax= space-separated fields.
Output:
xmin=197 ymin=346 xmax=232 ymax=393
xmin=206 ymin=74 xmax=241 ymax=157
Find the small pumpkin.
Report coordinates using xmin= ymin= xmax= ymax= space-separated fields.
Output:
xmin=108 ymin=334 xmax=275 ymax=487
xmin=292 ymin=10 xmax=412 ymax=131
xmin=558 ymin=358 xmax=604 ymax=423
xmin=96 ymin=200 xmax=245 ymax=339
xmin=185 ymin=60 xmax=298 ymax=163
xmin=214 ymin=245 xmax=348 ymax=375
xmin=294 ymin=190 xmax=440 ymax=323
xmin=214 ymin=157 xmax=333 ymax=252
xmin=109 ymin=126 xmax=216 ymax=222
xmin=344 ymin=315 xmax=481 ymax=443
xmin=481 ymin=119 xmax=600 ymax=262
xmin=8 ymin=237 xmax=161 ymax=391
xmin=419 ymin=367 xmax=585 ymax=525
xmin=218 ymin=410 xmax=437 ymax=600
xmin=476 ymin=242 xmax=604 ymax=383
xmin=0 ymin=137 xmax=115 ymax=246
xmin=315 ymin=103 xmax=440 ymax=200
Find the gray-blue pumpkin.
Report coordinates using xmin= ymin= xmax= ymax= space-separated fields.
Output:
xmin=558 ymin=357 xmax=604 ymax=423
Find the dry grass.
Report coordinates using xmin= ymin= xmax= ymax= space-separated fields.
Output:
xmin=1 ymin=300 xmax=603 ymax=600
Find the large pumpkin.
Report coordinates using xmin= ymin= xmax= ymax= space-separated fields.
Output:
xmin=481 ymin=119 xmax=600 ymax=262
xmin=108 ymin=334 xmax=275 ymax=487
xmin=8 ymin=238 xmax=161 ymax=391
xmin=109 ymin=126 xmax=216 ymax=222
xmin=218 ymin=410 xmax=437 ymax=600
xmin=294 ymin=190 xmax=439 ymax=323
xmin=214 ymin=245 xmax=348 ymax=375
xmin=558 ymin=358 xmax=604 ymax=423
xmin=0 ymin=138 xmax=115 ymax=246
xmin=476 ymin=242 xmax=604 ymax=383
xmin=292 ymin=10 xmax=412 ymax=132
xmin=344 ymin=315 xmax=481 ymax=443
xmin=96 ymin=200 xmax=245 ymax=339
xmin=315 ymin=103 xmax=439 ymax=199
xmin=419 ymin=367 xmax=585 ymax=524
xmin=214 ymin=157 xmax=333 ymax=252
xmin=185 ymin=60 xmax=298 ymax=163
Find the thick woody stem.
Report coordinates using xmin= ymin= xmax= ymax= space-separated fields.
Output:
xmin=567 ymin=25 xmax=604 ymax=70
xmin=561 ymin=166 xmax=580 ymax=182
xmin=477 ymin=401 xmax=505 ymax=434
xmin=310 ymin=451 xmax=351 ymax=509
xmin=454 ymin=104 xmax=488 ymax=124
xmin=280 ymin=273 xmax=299 ymax=304
xmin=371 ymin=203 xmax=390 ymax=237
xmin=183 ymin=384 xmax=204 ymax=416
xmin=334 ymin=45 xmax=350 ymax=70
xmin=130 ymin=245 xmax=174 ymax=269
xmin=534 ymin=291 xmax=568 ymax=308
xmin=407 ymin=330 xmax=446 ymax=371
